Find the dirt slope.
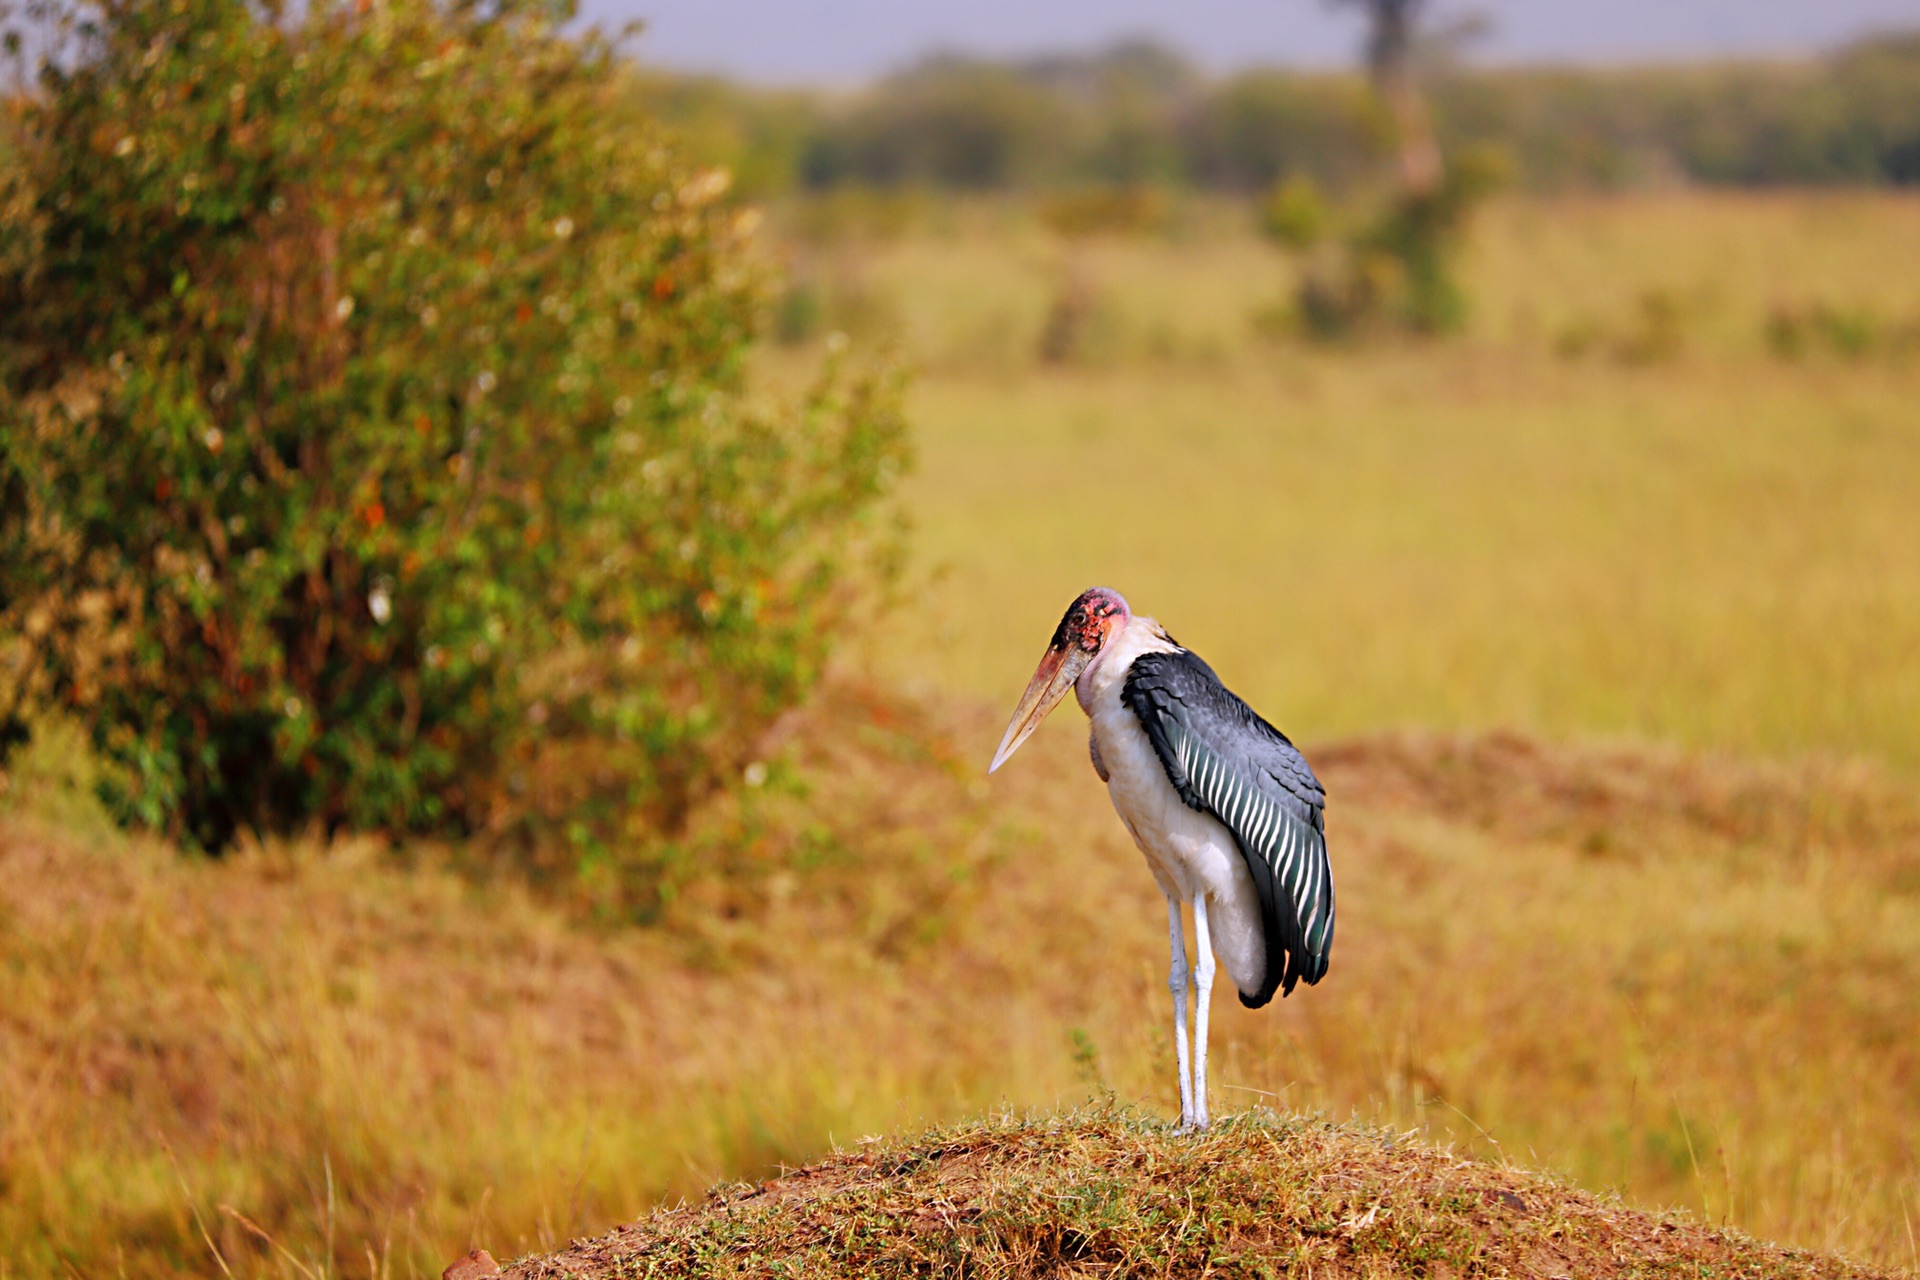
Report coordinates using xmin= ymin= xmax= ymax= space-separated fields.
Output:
xmin=502 ymin=1108 xmax=1892 ymax=1279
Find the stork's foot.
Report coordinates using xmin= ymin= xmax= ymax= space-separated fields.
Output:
xmin=1173 ymin=1116 xmax=1210 ymax=1136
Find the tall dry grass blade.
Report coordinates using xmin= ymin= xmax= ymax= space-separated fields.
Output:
xmin=324 ymin=1153 xmax=336 ymax=1280
xmin=219 ymin=1205 xmax=323 ymax=1280
xmin=1673 ymin=1096 xmax=1711 ymax=1222
xmin=163 ymin=1142 xmax=234 ymax=1279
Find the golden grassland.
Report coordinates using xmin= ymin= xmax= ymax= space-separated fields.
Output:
xmin=7 ymin=694 xmax=1917 ymax=1276
xmin=842 ymin=191 xmax=1920 ymax=770
xmin=4 ymin=190 xmax=1920 ymax=1277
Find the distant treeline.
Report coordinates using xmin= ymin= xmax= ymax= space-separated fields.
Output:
xmin=635 ymin=34 xmax=1920 ymax=196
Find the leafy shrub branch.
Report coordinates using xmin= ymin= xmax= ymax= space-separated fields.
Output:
xmin=0 ymin=0 xmax=908 ymax=860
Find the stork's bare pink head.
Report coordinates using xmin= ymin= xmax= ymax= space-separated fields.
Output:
xmin=1047 ymin=586 xmax=1130 ymax=657
xmin=989 ymin=587 xmax=1131 ymax=774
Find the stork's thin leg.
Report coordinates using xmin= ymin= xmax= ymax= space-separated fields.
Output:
xmin=1191 ymin=893 xmax=1216 ymax=1131
xmin=1166 ymin=894 xmax=1194 ymax=1128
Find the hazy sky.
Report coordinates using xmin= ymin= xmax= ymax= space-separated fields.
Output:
xmin=585 ymin=0 xmax=1920 ymax=83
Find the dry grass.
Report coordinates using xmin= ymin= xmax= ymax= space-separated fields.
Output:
xmin=4 ymin=681 xmax=1917 ymax=1275
xmin=825 ymin=192 xmax=1920 ymax=772
xmin=507 ymin=1106 xmax=1896 ymax=1279
xmin=0 ymin=686 xmax=1034 ymax=1278
xmin=6 ymin=191 xmax=1920 ymax=1277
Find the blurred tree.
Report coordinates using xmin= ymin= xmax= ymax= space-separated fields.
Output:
xmin=1181 ymin=71 xmax=1380 ymax=192
xmin=1028 ymin=39 xmax=1196 ymax=186
xmin=799 ymin=56 xmax=1065 ymax=189
xmin=1333 ymin=0 xmax=1441 ymax=195
xmin=1423 ymin=33 xmax=1920 ymax=190
xmin=624 ymin=72 xmax=820 ymax=202
xmin=1257 ymin=0 xmax=1502 ymax=336
xmin=0 ymin=0 xmax=906 ymax=869
xmin=798 ymin=41 xmax=1208 ymax=193
xmin=655 ymin=31 xmax=1920 ymax=200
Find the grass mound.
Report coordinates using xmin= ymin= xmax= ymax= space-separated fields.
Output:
xmin=504 ymin=1108 xmax=1889 ymax=1279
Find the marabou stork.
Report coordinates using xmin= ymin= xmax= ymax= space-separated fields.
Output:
xmin=989 ymin=588 xmax=1332 ymax=1131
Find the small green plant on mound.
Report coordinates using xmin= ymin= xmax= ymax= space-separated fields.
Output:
xmin=0 ymin=0 xmax=906 ymax=863
xmin=504 ymin=1106 xmax=1890 ymax=1279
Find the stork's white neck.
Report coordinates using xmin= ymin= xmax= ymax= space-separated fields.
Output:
xmin=1075 ymin=614 xmax=1178 ymax=714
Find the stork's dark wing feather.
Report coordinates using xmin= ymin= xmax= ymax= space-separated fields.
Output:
xmin=1122 ymin=649 xmax=1332 ymax=1007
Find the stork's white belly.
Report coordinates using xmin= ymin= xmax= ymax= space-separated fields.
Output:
xmin=1080 ymin=622 xmax=1267 ymax=999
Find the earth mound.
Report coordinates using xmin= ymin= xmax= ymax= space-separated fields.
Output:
xmin=500 ymin=1108 xmax=1890 ymax=1278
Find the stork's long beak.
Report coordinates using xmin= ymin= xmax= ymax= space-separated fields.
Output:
xmin=989 ymin=644 xmax=1093 ymax=774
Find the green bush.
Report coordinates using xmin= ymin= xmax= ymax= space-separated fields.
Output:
xmin=1764 ymin=300 xmax=1893 ymax=360
xmin=1258 ymin=175 xmax=1331 ymax=251
xmin=0 ymin=0 xmax=907 ymax=861
xmin=1269 ymin=143 xmax=1507 ymax=341
xmin=1355 ymin=143 xmax=1509 ymax=334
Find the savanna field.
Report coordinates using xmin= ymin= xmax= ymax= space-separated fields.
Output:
xmin=6 ymin=188 xmax=1920 ymax=1277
